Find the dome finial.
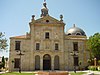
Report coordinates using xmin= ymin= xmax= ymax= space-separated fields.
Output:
xmin=43 ymin=0 xmax=47 ymax=8
xmin=44 ymin=0 xmax=46 ymax=2
xmin=73 ymin=24 xmax=76 ymax=27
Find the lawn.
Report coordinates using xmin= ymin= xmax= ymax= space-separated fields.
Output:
xmin=1 ymin=72 xmax=86 ymax=75
xmin=70 ymin=72 xmax=86 ymax=75
xmin=0 ymin=72 xmax=35 ymax=75
xmin=70 ymin=72 xmax=100 ymax=75
xmin=0 ymin=72 xmax=99 ymax=75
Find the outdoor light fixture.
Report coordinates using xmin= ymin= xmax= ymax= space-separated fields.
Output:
xmin=70 ymin=51 xmax=79 ymax=73
xmin=16 ymin=50 xmax=24 ymax=73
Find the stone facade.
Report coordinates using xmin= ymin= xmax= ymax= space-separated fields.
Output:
xmin=9 ymin=1 xmax=89 ymax=71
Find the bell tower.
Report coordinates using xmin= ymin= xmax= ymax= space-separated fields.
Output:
xmin=41 ymin=0 xmax=49 ymax=17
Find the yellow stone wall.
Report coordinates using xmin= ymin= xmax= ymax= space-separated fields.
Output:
xmin=9 ymin=15 xmax=89 ymax=71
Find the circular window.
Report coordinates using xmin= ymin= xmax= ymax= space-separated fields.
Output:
xmin=46 ymin=20 xmax=49 ymax=23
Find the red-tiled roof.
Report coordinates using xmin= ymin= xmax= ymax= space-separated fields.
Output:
xmin=10 ymin=35 xmax=26 ymax=39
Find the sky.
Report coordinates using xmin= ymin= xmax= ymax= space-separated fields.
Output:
xmin=0 ymin=0 xmax=100 ymax=57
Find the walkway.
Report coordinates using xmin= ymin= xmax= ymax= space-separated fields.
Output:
xmin=0 ymin=70 xmax=100 ymax=75
xmin=82 ymin=70 xmax=100 ymax=75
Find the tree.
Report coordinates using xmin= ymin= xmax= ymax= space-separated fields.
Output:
xmin=0 ymin=32 xmax=8 ymax=50
xmin=87 ymin=33 xmax=100 ymax=60
xmin=2 ymin=56 xmax=5 ymax=68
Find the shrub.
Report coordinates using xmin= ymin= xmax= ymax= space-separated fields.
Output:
xmin=97 ymin=66 xmax=100 ymax=71
xmin=0 ymin=64 xmax=2 ymax=69
xmin=98 ymin=60 xmax=100 ymax=65
xmin=0 ymin=63 xmax=3 ymax=69
xmin=88 ymin=66 xmax=97 ymax=71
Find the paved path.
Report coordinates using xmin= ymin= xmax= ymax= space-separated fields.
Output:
xmin=0 ymin=70 xmax=100 ymax=75
xmin=82 ymin=70 xmax=100 ymax=75
xmin=0 ymin=72 xmax=5 ymax=74
xmin=68 ymin=70 xmax=100 ymax=75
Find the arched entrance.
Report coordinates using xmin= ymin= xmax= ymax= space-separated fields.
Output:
xmin=43 ymin=54 xmax=51 ymax=70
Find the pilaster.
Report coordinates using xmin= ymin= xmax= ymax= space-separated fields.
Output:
xmin=40 ymin=56 xmax=43 ymax=70
xmin=51 ymin=56 xmax=54 ymax=70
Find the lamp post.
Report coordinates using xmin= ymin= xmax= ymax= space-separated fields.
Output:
xmin=94 ymin=58 xmax=96 ymax=70
xmin=5 ymin=58 xmax=8 ymax=71
xmin=70 ymin=51 xmax=79 ymax=73
xmin=17 ymin=50 xmax=24 ymax=73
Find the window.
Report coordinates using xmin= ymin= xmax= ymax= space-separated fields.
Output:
xmin=45 ymin=32 xmax=49 ymax=39
xmin=73 ymin=42 xmax=78 ymax=51
xmin=36 ymin=43 xmax=40 ymax=50
xmin=76 ymin=32 xmax=81 ymax=35
xmin=14 ymin=58 xmax=20 ymax=68
xmin=68 ymin=33 xmax=71 ymax=35
xmin=74 ymin=57 xmax=79 ymax=66
xmin=55 ymin=43 xmax=59 ymax=50
xmin=15 ymin=41 xmax=21 ymax=50
xmin=46 ymin=20 xmax=49 ymax=23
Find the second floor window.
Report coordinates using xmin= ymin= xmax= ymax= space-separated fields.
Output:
xmin=55 ymin=43 xmax=59 ymax=50
xmin=73 ymin=42 xmax=78 ymax=51
xmin=15 ymin=41 xmax=21 ymax=50
xmin=36 ymin=43 xmax=40 ymax=50
xmin=45 ymin=32 xmax=49 ymax=39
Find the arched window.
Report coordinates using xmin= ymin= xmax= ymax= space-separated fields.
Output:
xmin=76 ymin=32 xmax=81 ymax=35
xmin=68 ymin=33 xmax=71 ymax=35
xmin=54 ymin=55 xmax=59 ymax=70
xmin=35 ymin=55 xmax=40 ymax=70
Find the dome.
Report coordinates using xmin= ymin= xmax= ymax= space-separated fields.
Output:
xmin=66 ymin=24 xmax=86 ymax=36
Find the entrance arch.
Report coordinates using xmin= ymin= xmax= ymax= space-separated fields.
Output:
xmin=43 ymin=54 xmax=51 ymax=70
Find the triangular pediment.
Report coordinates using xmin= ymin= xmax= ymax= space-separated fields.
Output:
xmin=35 ymin=15 xmax=63 ymax=24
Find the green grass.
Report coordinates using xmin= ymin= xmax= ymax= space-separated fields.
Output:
xmin=0 ymin=72 xmax=35 ymax=75
xmin=70 ymin=72 xmax=86 ymax=75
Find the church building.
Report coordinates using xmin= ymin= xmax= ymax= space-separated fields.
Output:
xmin=9 ymin=1 xmax=89 ymax=71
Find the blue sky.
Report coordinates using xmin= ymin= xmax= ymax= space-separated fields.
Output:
xmin=0 ymin=0 xmax=100 ymax=57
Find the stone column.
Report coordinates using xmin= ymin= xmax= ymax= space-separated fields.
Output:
xmin=51 ymin=56 xmax=54 ymax=70
xmin=40 ymin=56 xmax=43 ymax=70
